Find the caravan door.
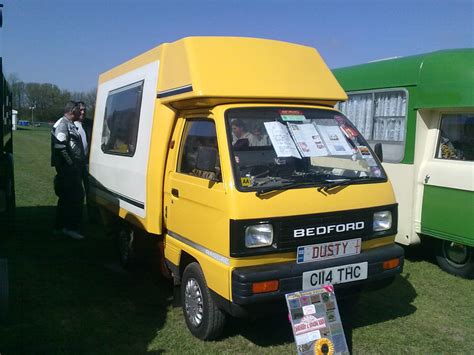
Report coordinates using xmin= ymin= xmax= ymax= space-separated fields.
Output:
xmin=418 ymin=111 xmax=474 ymax=275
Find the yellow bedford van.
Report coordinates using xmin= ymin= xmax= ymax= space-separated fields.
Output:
xmin=89 ymin=37 xmax=404 ymax=340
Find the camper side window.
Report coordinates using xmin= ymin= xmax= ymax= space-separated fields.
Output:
xmin=178 ymin=120 xmax=220 ymax=180
xmin=436 ymin=113 xmax=474 ymax=161
xmin=101 ymin=80 xmax=144 ymax=156
xmin=337 ymin=89 xmax=407 ymax=162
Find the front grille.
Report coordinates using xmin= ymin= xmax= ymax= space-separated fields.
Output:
xmin=230 ymin=204 xmax=397 ymax=257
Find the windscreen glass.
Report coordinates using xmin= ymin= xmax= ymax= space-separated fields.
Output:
xmin=226 ymin=107 xmax=386 ymax=192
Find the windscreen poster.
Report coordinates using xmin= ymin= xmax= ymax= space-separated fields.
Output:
xmin=315 ymin=125 xmax=352 ymax=156
xmin=264 ymin=121 xmax=301 ymax=158
xmin=264 ymin=120 xmax=352 ymax=159
xmin=286 ymin=285 xmax=349 ymax=355
xmin=287 ymin=123 xmax=329 ymax=157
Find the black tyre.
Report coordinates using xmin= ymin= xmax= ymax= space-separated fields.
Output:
xmin=181 ymin=262 xmax=226 ymax=340
xmin=435 ymin=239 xmax=474 ymax=279
xmin=116 ymin=223 xmax=136 ymax=269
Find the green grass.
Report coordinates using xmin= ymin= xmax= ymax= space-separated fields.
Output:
xmin=1 ymin=127 xmax=473 ymax=354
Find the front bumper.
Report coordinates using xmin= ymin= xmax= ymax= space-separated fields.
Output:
xmin=227 ymin=243 xmax=403 ymax=312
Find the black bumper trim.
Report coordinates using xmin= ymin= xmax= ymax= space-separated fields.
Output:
xmin=231 ymin=243 xmax=404 ymax=306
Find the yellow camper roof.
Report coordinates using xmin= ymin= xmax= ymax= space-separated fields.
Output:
xmin=99 ymin=37 xmax=347 ymax=107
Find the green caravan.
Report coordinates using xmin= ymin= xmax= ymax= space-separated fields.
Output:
xmin=0 ymin=57 xmax=14 ymax=232
xmin=333 ymin=49 xmax=474 ymax=278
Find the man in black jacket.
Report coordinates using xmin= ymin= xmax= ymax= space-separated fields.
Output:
xmin=51 ymin=101 xmax=86 ymax=239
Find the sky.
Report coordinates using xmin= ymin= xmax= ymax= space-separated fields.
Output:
xmin=1 ymin=0 xmax=473 ymax=93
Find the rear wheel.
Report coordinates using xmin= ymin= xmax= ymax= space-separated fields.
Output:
xmin=436 ymin=239 xmax=474 ymax=279
xmin=181 ymin=262 xmax=225 ymax=340
xmin=116 ymin=223 xmax=136 ymax=269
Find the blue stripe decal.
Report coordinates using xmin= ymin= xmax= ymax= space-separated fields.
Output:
xmin=91 ymin=182 xmax=145 ymax=209
xmin=157 ymin=85 xmax=193 ymax=98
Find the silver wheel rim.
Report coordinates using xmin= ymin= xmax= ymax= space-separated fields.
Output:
xmin=118 ymin=229 xmax=133 ymax=263
xmin=443 ymin=241 xmax=468 ymax=266
xmin=184 ymin=277 xmax=204 ymax=327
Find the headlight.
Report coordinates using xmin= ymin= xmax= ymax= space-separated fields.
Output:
xmin=373 ymin=211 xmax=392 ymax=231
xmin=245 ymin=224 xmax=273 ymax=248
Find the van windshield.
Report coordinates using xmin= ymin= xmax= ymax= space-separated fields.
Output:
xmin=226 ymin=107 xmax=387 ymax=193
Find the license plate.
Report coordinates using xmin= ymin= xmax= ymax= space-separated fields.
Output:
xmin=297 ymin=238 xmax=362 ymax=264
xmin=302 ymin=262 xmax=368 ymax=289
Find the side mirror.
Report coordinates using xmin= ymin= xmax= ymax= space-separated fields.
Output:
xmin=196 ymin=146 xmax=218 ymax=172
xmin=374 ymin=143 xmax=383 ymax=162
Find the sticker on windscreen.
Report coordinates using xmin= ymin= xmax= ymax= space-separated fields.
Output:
xmin=279 ymin=110 xmax=306 ymax=122
xmin=240 ymin=177 xmax=251 ymax=186
xmin=334 ymin=116 xmax=359 ymax=139
xmin=340 ymin=124 xmax=359 ymax=139
xmin=357 ymin=146 xmax=378 ymax=166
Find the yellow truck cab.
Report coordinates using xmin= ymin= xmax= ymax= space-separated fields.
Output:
xmin=89 ymin=37 xmax=404 ymax=340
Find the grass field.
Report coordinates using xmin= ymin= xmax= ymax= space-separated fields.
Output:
xmin=0 ymin=127 xmax=473 ymax=354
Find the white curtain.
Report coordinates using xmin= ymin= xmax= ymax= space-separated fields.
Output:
xmin=338 ymin=93 xmax=373 ymax=139
xmin=339 ymin=91 xmax=406 ymax=142
xmin=373 ymin=92 xmax=406 ymax=141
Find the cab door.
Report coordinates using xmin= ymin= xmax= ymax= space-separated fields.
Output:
xmin=163 ymin=114 xmax=230 ymax=295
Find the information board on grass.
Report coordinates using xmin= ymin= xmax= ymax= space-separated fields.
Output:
xmin=285 ymin=285 xmax=349 ymax=355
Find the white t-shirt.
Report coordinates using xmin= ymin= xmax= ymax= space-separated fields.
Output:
xmin=74 ymin=121 xmax=88 ymax=154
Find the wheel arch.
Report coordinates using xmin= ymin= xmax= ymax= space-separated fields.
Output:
xmin=177 ymin=251 xmax=198 ymax=285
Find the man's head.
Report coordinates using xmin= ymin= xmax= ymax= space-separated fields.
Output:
xmin=64 ymin=101 xmax=80 ymax=122
xmin=231 ymin=119 xmax=246 ymax=138
xmin=77 ymin=101 xmax=86 ymax=122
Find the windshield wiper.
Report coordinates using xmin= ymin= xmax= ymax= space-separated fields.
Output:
xmin=255 ymin=181 xmax=319 ymax=197
xmin=255 ymin=175 xmax=384 ymax=197
xmin=317 ymin=176 xmax=385 ymax=192
xmin=255 ymin=171 xmax=339 ymax=197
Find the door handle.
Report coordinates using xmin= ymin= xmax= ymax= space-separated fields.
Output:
xmin=171 ymin=188 xmax=179 ymax=198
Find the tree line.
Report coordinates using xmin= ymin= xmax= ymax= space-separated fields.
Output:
xmin=8 ymin=74 xmax=96 ymax=123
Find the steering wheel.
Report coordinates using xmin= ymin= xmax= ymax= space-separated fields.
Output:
xmin=241 ymin=165 xmax=271 ymax=178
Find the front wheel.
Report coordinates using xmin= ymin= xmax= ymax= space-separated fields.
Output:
xmin=435 ymin=239 xmax=474 ymax=279
xmin=181 ymin=262 xmax=226 ymax=340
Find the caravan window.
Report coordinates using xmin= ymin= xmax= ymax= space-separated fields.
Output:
xmin=101 ymin=80 xmax=144 ymax=156
xmin=436 ymin=113 xmax=474 ymax=161
xmin=337 ymin=89 xmax=407 ymax=162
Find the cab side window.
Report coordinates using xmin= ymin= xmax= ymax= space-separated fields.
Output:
xmin=178 ymin=120 xmax=221 ymax=180
xmin=436 ymin=113 xmax=474 ymax=161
